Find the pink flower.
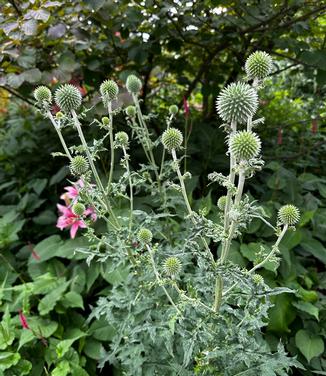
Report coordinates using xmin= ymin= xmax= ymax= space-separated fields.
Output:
xmin=56 ymin=204 xmax=87 ymax=239
xmin=183 ymin=96 xmax=190 ymax=118
xmin=60 ymin=179 xmax=84 ymax=204
xmin=84 ymin=206 xmax=97 ymax=221
xmin=18 ymin=310 xmax=30 ymax=329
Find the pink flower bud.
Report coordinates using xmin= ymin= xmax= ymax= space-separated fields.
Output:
xmin=18 ymin=310 xmax=30 ymax=329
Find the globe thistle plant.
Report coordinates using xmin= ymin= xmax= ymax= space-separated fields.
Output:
xmin=217 ymin=196 xmax=227 ymax=211
xmin=126 ymin=105 xmax=136 ymax=118
xmin=162 ymin=128 xmax=183 ymax=152
xmin=72 ymin=203 xmax=86 ymax=216
xmin=100 ymin=79 xmax=119 ymax=103
xmin=55 ymin=84 xmax=82 ymax=112
xmin=229 ymin=130 xmax=261 ymax=161
xmin=163 ymin=256 xmax=182 ymax=277
xmin=245 ymin=51 xmax=273 ymax=80
xmin=126 ymin=75 xmax=142 ymax=94
xmin=278 ymin=205 xmax=300 ymax=226
xmin=34 ymin=86 xmax=52 ymax=104
xmin=70 ymin=155 xmax=89 ymax=175
xmin=115 ymin=131 xmax=129 ymax=148
xmin=137 ymin=228 xmax=153 ymax=244
xmin=169 ymin=105 xmax=178 ymax=115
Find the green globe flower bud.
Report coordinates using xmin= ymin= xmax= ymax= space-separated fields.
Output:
xmin=126 ymin=105 xmax=136 ymax=118
xmin=102 ymin=117 xmax=110 ymax=125
xmin=56 ymin=111 xmax=64 ymax=119
xmin=100 ymin=80 xmax=119 ymax=101
xmin=169 ymin=105 xmax=178 ymax=115
xmin=217 ymin=196 xmax=227 ymax=211
xmin=72 ymin=203 xmax=85 ymax=216
xmin=216 ymin=82 xmax=258 ymax=124
xmin=162 ymin=127 xmax=183 ymax=152
xmin=252 ymin=273 xmax=264 ymax=285
xmin=115 ymin=131 xmax=129 ymax=148
xmin=137 ymin=228 xmax=152 ymax=244
xmin=126 ymin=75 xmax=142 ymax=94
xmin=229 ymin=130 xmax=261 ymax=160
xmin=34 ymin=86 xmax=52 ymax=103
xmin=70 ymin=155 xmax=89 ymax=175
xmin=245 ymin=51 xmax=273 ymax=80
xmin=163 ymin=256 xmax=182 ymax=277
xmin=278 ymin=205 xmax=300 ymax=226
xmin=55 ymin=84 xmax=82 ymax=112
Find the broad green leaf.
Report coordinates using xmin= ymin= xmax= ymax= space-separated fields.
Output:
xmin=56 ymin=328 xmax=86 ymax=358
xmin=51 ymin=360 xmax=70 ymax=376
xmin=84 ymin=338 xmax=104 ymax=360
xmin=38 ymin=279 xmax=70 ymax=315
xmin=10 ymin=359 xmax=32 ymax=375
xmin=295 ymin=329 xmax=324 ymax=362
xmin=0 ymin=352 xmax=20 ymax=371
xmin=0 ymin=307 xmax=14 ymax=350
xmin=292 ymin=301 xmax=319 ymax=320
xmin=301 ymin=238 xmax=326 ymax=264
xmin=267 ymin=294 xmax=296 ymax=333
xmin=62 ymin=291 xmax=84 ymax=309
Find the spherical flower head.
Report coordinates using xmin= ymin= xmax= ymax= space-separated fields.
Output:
xmin=245 ymin=51 xmax=273 ymax=80
xmin=278 ymin=204 xmax=300 ymax=226
xmin=102 ymin=117 xmax=110 ymax=125
xmin=216 ymin=82 xmax=258 ymax=124
xmin=100 ymin=80 xmax=119 ymax=102
xmin=115 ymin=131 xmax=129 ymax=148
xmin=229 ymin=130 xmax=261 ymax=160
xmin=163 ymin=257 xmax=182 ymax=277
xmin=72 ymin=203 xmax=85 ymax=216
xmin=126 ymin=105 xmax=136 ymax=118
xmin=70 ymin=155 xmax=89 ymax=175
xmin=126 ymin=75 xmax=142 ymax=94
xmin=137 ymin=228 xmax=152 ymax=244
xmin=162 ymin=127 xmax=183 ymax=152
xmin=34 ymin=86 xmax=52 ymax=103
xmin=169 ymin=105 xmax=178 ymax=115
xmin=55 ymin=84 xmax=82 ymax=112
xmin=252 ymin=273 xmax=264 ymax=285
xmin=217 ymin=196 xmax=227 ymax=211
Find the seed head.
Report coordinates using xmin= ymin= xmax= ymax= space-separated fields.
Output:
xmin=72 ymin=203 xmax=85 ymax=216
xmin=137 ymin=228 xmax=153 ymax=244
xmin=55 ymin=84 xmax=82 ymax=112
xmin=278 ymin=205 xmax=300 ymax=226
xmin=252 ymin=274 xmax=264 ymax=285
xmin=115 ymin=131 xmax=129 ymax=148
xmin=163 ymin=257 xmax=182 ymax=277
xmin=229 ymin=130 xmax=261 ymax=160
xmin=169 ymin=105 xmax=178 ymax=115
xmin=162 ymin=127 xmax=183 ymax=151
xmin=245 ymin=51 xmax=273 ymax=80
xmin=70 ymin=155 xmax=89 ymax=175
xmin=126 ymin=75 xmax=142 ymax=94
xmin=100 ymin=80 xmax=119 ymax=102
xmin=125 ymin=105 xmax=136 ymax=118
xmin=34 ymin=86 xmax=52 ymax=103
xmin=217 ymin=196 xmax=227 ymax=211
xmin=216 ymin=82 xmax=258 ymax=124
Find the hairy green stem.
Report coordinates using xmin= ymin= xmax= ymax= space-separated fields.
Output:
xmin=122 ymin=146 xmax=133 ymax=234
xmin=213 ymin=275 xmax=223 ymax=312
xmin=47 ymin=111 xmax=72 ymax=161
xmin=107 ymin=101 xmax=115 ymax=191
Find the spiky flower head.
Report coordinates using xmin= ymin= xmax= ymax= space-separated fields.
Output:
xmin=229 ymin=130 xmax=261 ymax=160
xmin=217 ymin=196 xmax=227 ymax=211
xmin=252 ymin=273 xmax=264 ymax=285
xmin=245 ymin=51 xmax=273 ymax=80
xmin=100 ymin=80 xmax=119 ymax=102
xmin=137 ymin=228 xmax=153 ymax=244
xmin=278 ymin=205 xmax=300 ymax=226
xmin=115 ymin=131 xmax=129 ymax=148
xmin=162 ymin=127 xmax=183 ymax=151
xmin=125 ymin=105 xmax=136 ymax=118
xmin=72 ymin=203 xmax=85 ymax=216
xmin=102 ymin=117 xmax=110 ymax=126
xmin=55 ymin=84 xmax=82 ymax=112
xmin=126 ymin=75 xmax=142 ymax=94
xmin=70 ymin=155 xmax=89 ymax=175
xmin=163 ymin=257 xmax=182 ymax=277
xmin=169 ymin=105 xmax=178 ymax=115
xmin=216 ymin=82 xmax=258 ymax=124
xmin=34 ymin=86 xmax=52 ymax=103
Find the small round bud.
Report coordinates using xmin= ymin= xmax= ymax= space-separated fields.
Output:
xmin=55 ymin=84 xmax=82 ymax=112
xmin=102 ymin=117 xmax=110 ymax=125
xmin=34 ymin=86 xmax=52 ymax=103
xmin=169 ymin=105 xmax=178 ymax=115
xmin=245 ymin=51 xmax=273 ymax=80
xmin=72 ymin=203 xmax=85 ymax=216
xmin=278 ymin=205 xmax=300 ymax=226
xmin=162 ymin=127 xmax=183 ymax=152
xmin=70 ymin=155 xmax=89 ymax=175
xmin=137 ymin=228 xmax=152 ymax=244
xmin=115 ymin=131 xmax=129 ymax=148
xmin=229 ymin=130 xmax=261 ymax=160
xmin=217 ymin=196 xmax=227 ymax=211
xmin=252 ymin=273 xmax=264 ymax=285
xmin=56 ymin=111 xmax=64 ymax=119
xmin=100 ymin=80 xmax=119 ymax=101
xmin=216 ymin=82 xmax=258 ymax=124
xmin=126 ymin=75 xmax=142 ymax=94
xmin=126 ymin=105 xmax=136 ymax=118
xmin=163 ymin=257 xmax=182 ymax=277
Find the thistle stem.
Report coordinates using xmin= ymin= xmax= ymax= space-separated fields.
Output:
xmin=122 ymin=146 xmax=133 ymax=234
xmin=159 ymin=114 xmax=174 ymax=178
xmin=107 ymin=101 xmax=115 ymax=191
xmin=47 ymin=111 xmax=72 ymax=161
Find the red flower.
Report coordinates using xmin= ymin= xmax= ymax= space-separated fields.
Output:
xmin=18 ymin=310 xmax=30 ymax=329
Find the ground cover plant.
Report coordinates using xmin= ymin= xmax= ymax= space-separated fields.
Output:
xmin=20 ymin=51 xmax=308 ymax=375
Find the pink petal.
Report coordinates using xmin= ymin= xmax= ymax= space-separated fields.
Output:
xmin=70 ymin=223 xmax=79 ymax=239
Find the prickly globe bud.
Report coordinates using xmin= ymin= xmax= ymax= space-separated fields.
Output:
xmin=115 ymin=131 xmax=129 ymax=147
xmin=102 ymin=117 xmax=110 ymax=125
xmin=55 ymin=84 xmax=82 ymax=112
xmin=72 ymin=203 xmax=85 ymax=216
xmin=56 ymin=111 xmax=64 ymax=119
xmin=34 ymin=86 xmax=52 ymax=103
xmin=70 ymin=156 xmax=89 ymax=175
xmin=162 ymin=128 xmax=183 ymax=151
xmin=252 ymin=274 xmax=264 ymax=284
xmin=217 ymin=196 xmax=227 ymax=211
xmin=137 ymin=228 xmax=153 ymax=244
xmin=278 ymin=205 xmax=300 ymax=225
xmin=169 ymin=105 xmax=178 ymax=115
xmin=163 ymin=257 xmax=182 ymax=277
xmin=216 ymin=82 xmax=258 ymax=124
xmin=245 ymin=51 xmax=273 ymax=80
xmin=126 ymin=75 xmax=142 ymax=94
xmin=125 ymin=105 xmax=136 ymax=118
xmin=100 ymin=80 xmax=119 ymax=101
xmin=229 ymin=130 xmax=261 ymax=160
